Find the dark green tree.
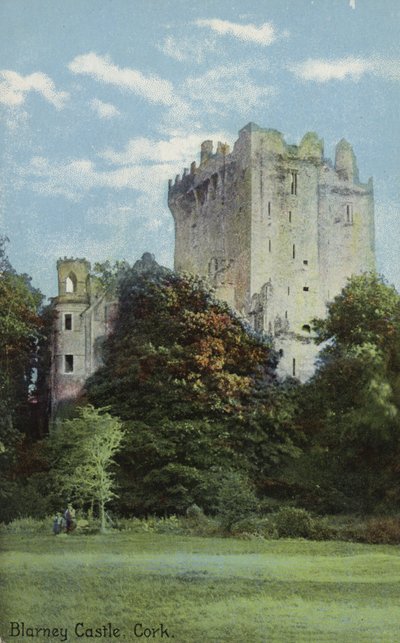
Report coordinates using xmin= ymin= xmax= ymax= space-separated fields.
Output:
xmin=0 ymin=236 xmax=49 ymax=520
xmin=294 ymin=273 xmax=400 ymax=513
xmin=87 ymin=266 xmax=298 ymax=514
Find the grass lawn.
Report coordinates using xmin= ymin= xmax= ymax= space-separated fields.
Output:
xmin=0 ymin=532 xmax=399 ymax=642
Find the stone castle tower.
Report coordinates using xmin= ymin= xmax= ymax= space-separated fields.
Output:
xmin=50 ymin=253 xmax=160 ymax=421
xmin=50 ymin=257 xmax=118 ymax=420
xmin=168 ymin=122 xmax=375 ymax=381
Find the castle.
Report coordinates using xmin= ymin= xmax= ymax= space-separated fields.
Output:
xmin=49 ymin=253 xmax=158 ymax=420
xmin=168 ymin=122 xmax=375 ymax=380
xmin=50 ymin=122 xmax=375 ymax=418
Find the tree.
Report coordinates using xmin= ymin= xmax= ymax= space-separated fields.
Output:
xmin=88 ymin=267 xmax=274 ymax=419
xmin=48 ymin=406 xmax=125 ymax=532
xmin=294 ymin=273 xmax=400 ymax=513
xmin=0 ymin=236 xmax=48 ymax=520
xmin=0 ymin=240 xmax=44 ymax=434
xmin=86 ymin=266 xmax=299 ymax=514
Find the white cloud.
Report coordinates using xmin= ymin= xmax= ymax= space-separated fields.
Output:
xmin=195 ymin=18 xmax=277 ymax=46
xmin=90 ymin=98 xmax=120 ymax=119
xmin=68 ymin=52 xmax=176 ymax=106
xmin=20 ymin=130 xmax=234 ymax=205
xmin=21 ymin=155 xmax=177 ymax=201
xmin=290 ymin=57 xmax=400 ymax=82
xmin=100 ymin=132 xmax=232 ymax=166
xmin=290 ymin=58 xmax=372 ymax=82
xmin=184 ymin=64 xmax=276 ymax=116
xmin=375 ymin=59 xmax=400 ymax=82
xmin=0 ymin=70 xmax=69 ymax=108
xmin=159 ymin=36 xmax=187 ymax=63
xmin=158 ymin=35 xmax=218 ymax=64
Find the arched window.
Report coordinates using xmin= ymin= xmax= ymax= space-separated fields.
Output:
xmin=302 ymin=324 xmax=311 ymax=333
xmin=65 ymin=272 xmax=77 ymax=294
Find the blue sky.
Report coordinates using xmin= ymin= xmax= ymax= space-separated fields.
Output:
xmin=0 ymin=0 xmax=399 ymax=298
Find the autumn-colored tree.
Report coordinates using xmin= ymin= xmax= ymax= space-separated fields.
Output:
xmin=88 ymin=267 xmax=275 ymax=418
xmin=87 ymin=266 xmax=298 ymax=514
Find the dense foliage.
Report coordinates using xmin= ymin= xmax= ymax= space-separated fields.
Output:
xmin=3 ymin=247 xmax=399 ymax=524
xmin=0 ymin=236 xmax=52 ymax=521
xmin=87 ymin=266 xmax=299 ymax=514
xmin=46 ymin=406 xmax=125 ymax=531
xmin=292 ymin=274 xmax=400 ymax=513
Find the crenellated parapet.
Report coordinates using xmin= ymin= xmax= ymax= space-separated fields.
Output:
xmin=168 ymin=139 xmax=231 ymax=197
xmin=56 ymin=257 xmax=91 ymax=270
xmin=335 ymin=138 xmax=359 ymax=182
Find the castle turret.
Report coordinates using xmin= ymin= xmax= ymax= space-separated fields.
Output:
xmin=335 ymin=139 xmax=359 ymax=181
xmin=50 ymin=258 xmax=92 ymax=422
xmin=50 ymin=253 xmax=166 ymax=424
xmin=299 ymin=132 xmax=324 ymax=161
xmin=57 ymin=257 xmax=91 ymax=302
xmin=200 ymin=140 xmax=213 ymax=165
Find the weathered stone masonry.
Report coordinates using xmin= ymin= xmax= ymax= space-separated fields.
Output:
xmin=49 ymin=257 xmax=117 ymax=421
xmin=50 ymin=253 xmax=160 ymax=421
xmin=168 ymin=122 xmax=375 ymax=381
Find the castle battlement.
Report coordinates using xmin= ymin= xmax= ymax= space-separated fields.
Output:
xmin=56 ymin=257 xmax=91 ymax=270
xmin=168 ymin=124 xmax=372 ymax=215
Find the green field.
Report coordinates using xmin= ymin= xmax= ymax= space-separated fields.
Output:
xmin=1 ymin=533 xmax=399 ymax=643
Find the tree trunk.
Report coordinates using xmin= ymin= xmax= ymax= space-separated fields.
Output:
xmin=100 ymin=498 xmax=106 ymax=533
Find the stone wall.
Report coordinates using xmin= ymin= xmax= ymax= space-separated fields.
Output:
xmin=50 ymin=253 xmax=163 ymax=422
xmin=50 ymin=258 xmax=116 ymax=422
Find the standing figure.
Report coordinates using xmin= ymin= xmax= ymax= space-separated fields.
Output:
xmin=52 ymin=513 xmax=61 ymax=535
xmin=64 ymin=503 xmax=76 ymax=533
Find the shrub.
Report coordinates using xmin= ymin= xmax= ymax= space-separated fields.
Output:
xmin=216 ymin=471 xmax=259 ymax=532
xmin=183 ymin=505 xmax=219 ymax=536
xmin=258 ymin=497 xmax=283 ymax=514
xmin=186 ymin=504 xmax=204 ymax=520
xmin=113 ymin=515 xmax=186 ymax=534
xmin=0 ymin=516 xmax=52 ymax=534
xmin=189 ymin=515 xmax=220 ymax=536
xmin=0 ymin=479 xmax=52 ymax=523
xmin=114 ymin=517 xmax=147 ymax=532
xmin=365 ymin=517 xmax=400 ymax=544
xmin=309 ymin=516 xmax=335 ymax=541
xmin=273 ymin=507 xmax=314 ymax=538
xmin=231 ymin=516 xmax=277 ymax=539
xmin=153 ymin=515 xmax=184 ymax=534
xmin=75 ymin=517 xmax=102 ymax=534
